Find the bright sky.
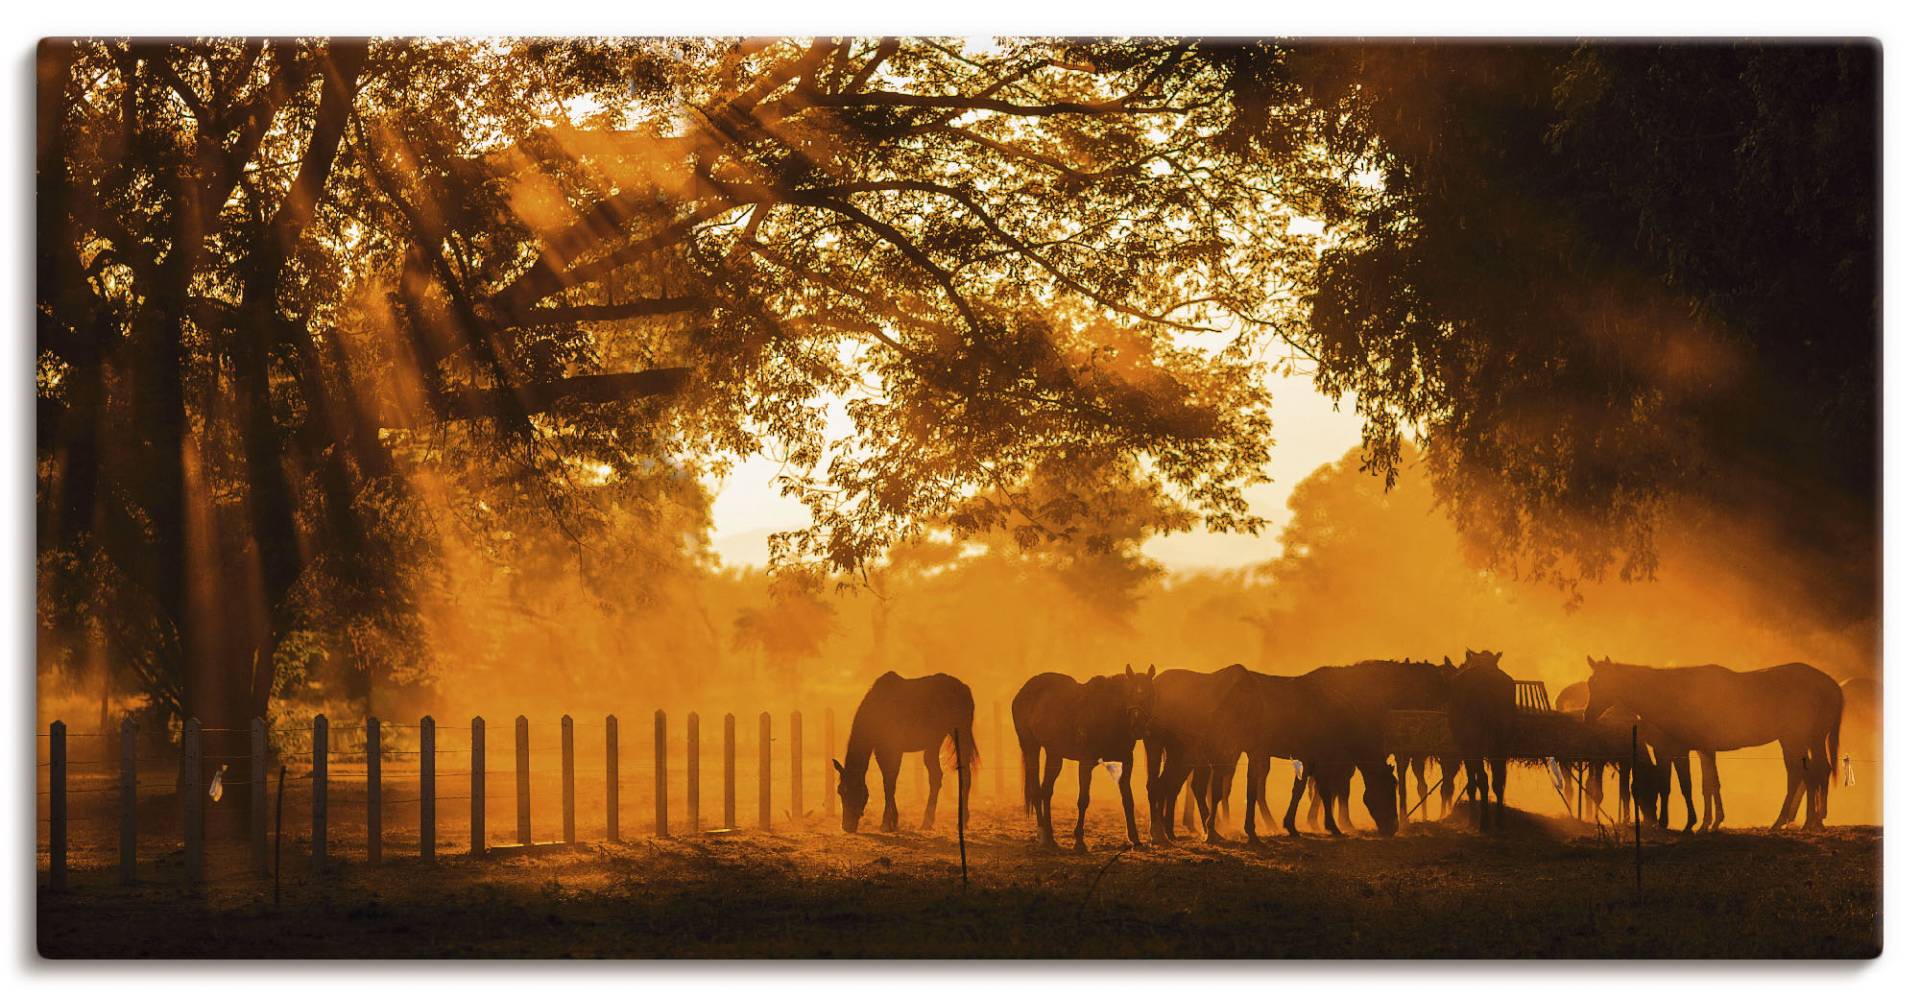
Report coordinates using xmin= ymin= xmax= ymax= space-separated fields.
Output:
xmin=707 ymin=369 xmax=1363 ymax=572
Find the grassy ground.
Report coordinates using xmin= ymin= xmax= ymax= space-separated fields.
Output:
xmin=37 ymin=800 xmax=1880 ymax=959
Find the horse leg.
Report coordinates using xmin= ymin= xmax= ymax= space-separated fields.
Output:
xmin=1181 ymin=778 xmax=1198 ymax=832
xmin=1306 ymin=777 xmax=1322 ymax=826
xmin=1770 ymin=742 xmax=1806 ymax=830
xmin=1037 ymin=752 xmax=1065 ymax=847
xmin=878 ymin=751 xmax=903 ymax=832
xmin=1441 ymin=758 xmax=1459 ymax=817
xmin=1490 ymin=759 xmax=1508 ymax=830
xmin=920 ymin=749 xmax=943 ymax=831
xmin=1698 ymin=752 xmax=1720 ymax=831
xmin=1283 ymin=768 xmax=1307 ymax=837
xmin=1318 ymin=771 xmax=1343 ymax=838
xmin=1668 ymin=749 xmax=1697 ymax=833
xmin=1413 ymin=758 xmax=1431 ymax=823
xmin=1396 ymin=755 xmax=1410 ymax=822
xmin=1072 ymin=760 xmax=1095 ymax=854
xmin=1118 ymin=756 xmax=1142 ymax=848
xmin=1244 ymin=755 xmax=1269 ymax=845
xmin=1804 ymin=742 xmax=1831 ymax=831
xmin=1336 ymin=769 xmax=1355 ymax=833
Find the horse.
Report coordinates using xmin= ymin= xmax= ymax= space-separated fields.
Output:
xmin=1315 ymin=658 xmax=1456 ymax=824
xmin=1012 ymin=665 xmax=1155 ymax=851
xmin=1206 ymin=668 xmax=1399 ymax=842
xmin=1585 ymin=657 xmax=1842 ymax=831
xmin=1142 ymin=665 xmax=1251 ymax=844
xmin=832 ymin=671 xmax=978 ymax=834
xmin=1448 ymin=649 xmax=1514 ymax=831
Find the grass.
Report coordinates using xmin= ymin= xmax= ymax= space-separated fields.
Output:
xmin=37 ymin=800 xmax=1880 ymax=959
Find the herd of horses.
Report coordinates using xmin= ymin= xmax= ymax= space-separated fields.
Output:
xmin=831 ymin=654 xmax=1854 ymax=850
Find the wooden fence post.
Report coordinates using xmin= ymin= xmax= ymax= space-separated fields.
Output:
xmin=605 ymin=715 xmax=620 ymax=842
xmin=312 ymin=714 xmax=328 ymax=874
xmin=120 ymin=717 xmax=136 ymax=885
xmin=687 ymin=712 xmax=701 ymax=832
xmin=824 ymin=708 xmax=836 ymax=819
xmin=562 ymin=715 xmax=576 ymax=845
xmin=515 ymin=715 xmax=531 ymax=846
xmin=724 ymin=713 xmax=737 ymax=829
xmin=251 ymin=717 xmax=267 ymax=875
xmin=366 ymin=716 xmax=382 ymax=865
xmin=653 ymin=709 xmax=668 ymax=837
xmin=49 ymin=720 xmax=67 ymax=891
xmin=184 ymin=717 xmax=202 ymax=886
xmin=758 ymin=712 xmax=773 ymax=830
xmin=420 ymin=716 xmax=436 ymax=862
xmin=471 ymin=717 xmax=485 ymax=856
xmin=790 ymin=710 xmax=804 ymax=822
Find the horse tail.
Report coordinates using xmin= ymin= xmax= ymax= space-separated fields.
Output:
xmin=1015 ymin=712 xmax=1041 ymax=816
xmin=1827 ymin=707 xmax=1843 ymax=793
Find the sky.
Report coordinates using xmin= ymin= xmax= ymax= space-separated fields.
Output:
xmin=706 ymin=369 xmax=1364 ymax=572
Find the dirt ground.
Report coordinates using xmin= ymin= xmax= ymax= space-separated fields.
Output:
xmin=36 ymin=797 xmax=1880 ymax=959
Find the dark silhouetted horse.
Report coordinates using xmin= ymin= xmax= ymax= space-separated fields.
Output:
xmin=1585 ymin=657 xmax=1843 ymax=831
xmin=1448 ymin=649 xmax=1515 ymax=831
xmin=1013 ymin=665 xmax=1155 ymax=851
xmin=1207 ymin=668 xmax=1399 ymax=841
xmin=1142 ymin=665 xmax=1248 ymax=844
xmin=833 ymin=671 xmax=977 ymax=834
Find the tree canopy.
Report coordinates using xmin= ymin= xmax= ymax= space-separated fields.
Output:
xmin=36 ymin=38 xmax=1880 ymax=730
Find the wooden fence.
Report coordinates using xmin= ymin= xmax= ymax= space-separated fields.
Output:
xmin=38 ymin=703 xmax=1028 ymax=892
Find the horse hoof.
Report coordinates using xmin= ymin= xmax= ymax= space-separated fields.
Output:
xmin=1073 ymin=842 xmax=1088 ymax=855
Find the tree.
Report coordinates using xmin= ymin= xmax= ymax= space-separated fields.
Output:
xmin=36 ymin=39 xmax=1302 ymax=756
xmin=1267 ymin=42 xmax=1878 ymax=623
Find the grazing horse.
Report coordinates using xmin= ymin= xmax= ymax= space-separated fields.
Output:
xmin=1317 ymin=658 xmax=1456 ymax=824
xmin=1584 ymin=657 xmax=1843 ymax=831
xmin=1208 ymin=668 xmax=1399 ymax=841
xmin=1143 ymin=665 xmax=1250 ymax=844
xmin=1448 ymin=649 xmax=1515 ymax=831
xmin=833 ymin=671 xmax=978 ymax=834
xmin=1013 ymin=665 xmax=1155 ymax=851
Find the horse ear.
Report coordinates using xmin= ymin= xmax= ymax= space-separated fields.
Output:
xmin=1126 ymin=662 xmax=1135 ymax=677
xmin=1493 ymin=651 xmax=1503 ymax=664
xmin=832 ymin=759 xmax=844 ymax=775
xmin=1443 ymin=655 xmax=1453 ymax=667
xmin=1586 ymin=655 xmax=1596 ymax=668
xmin=1147 ymin=664 xmax=1156 ymax=679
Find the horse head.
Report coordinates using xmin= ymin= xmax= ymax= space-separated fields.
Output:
xmin=1359 ymin=760 xmax=1400 ymax=836
xmin=1122 ymin=663 xmax=1156 ymax=739
xmin=832 ymin=759 xmax=868 ymax=833
xmin=1583 ymin=655 xmax=1625 ymax=723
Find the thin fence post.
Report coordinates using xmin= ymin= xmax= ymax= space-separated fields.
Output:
xmin=687 ymin=712 xmax=701 ymax=833
xmin=1631 ymin=724 xmax=1642 ymax=893
xmin=790 ymin=710 xmax=804 ymax=822
xmin=515 ymin=715 xmax=531 ymax=846
xmin=824 ymin=708 xmax=836 ymax=819
xmin=758 ymin=712 xmax=773 ymax=830
xmin=312 ymin=714 xmax=328 ymax=874
xmin=653 ymin=710 xmax=668 ymax=837
xmin=367 ymin=716 xmax=382 ymax=865
xmin=49 ymin=721 xmax=67 ymax=891
xmin=471 ymin=717 xmax=485 ymax=856
xmin=251 ymin=718 xmax=267 ymax=875
xmin=562 ymin=715 xmax=576 ymax=845
xmin=420 ymin=716 xmax=436 ymax=862
xmin=724 ymin=713 xmax=737 ymax=829
xmin=184 ymin=718 xmax=202 ymax=886
xmin=605 ymin=715 xmax=620 ymax=842
xmin=120 ymin=718 xmax=136 ymax=885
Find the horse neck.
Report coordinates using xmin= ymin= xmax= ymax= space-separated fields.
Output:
xmin=842 ymin=719 xmax=877 ymax=775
